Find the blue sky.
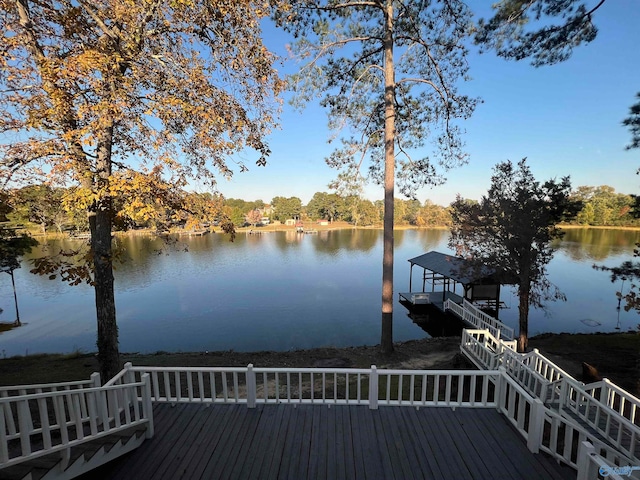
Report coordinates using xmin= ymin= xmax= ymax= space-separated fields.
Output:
xmin=216 ymin=1 xmax=640 ymax=206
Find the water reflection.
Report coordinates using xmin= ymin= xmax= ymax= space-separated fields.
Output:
xmin=0 ymin=228 xmax=638 ymax=356
xmin=555 ymin=228 xmax=640 ymax=262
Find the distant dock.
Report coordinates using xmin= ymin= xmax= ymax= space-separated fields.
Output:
xmin=180 ymin=230 xmax=209 ymax=236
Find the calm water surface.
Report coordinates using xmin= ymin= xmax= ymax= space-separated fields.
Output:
xmin=0 ymin=228 xmax=638 ymax=356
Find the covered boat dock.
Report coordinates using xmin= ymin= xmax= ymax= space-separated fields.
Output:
xmin=399 ymin=251 xmax=505 ymax=317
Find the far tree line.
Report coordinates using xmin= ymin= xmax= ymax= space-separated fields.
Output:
xmin=4 ymin=182 xmax=638 ymax=235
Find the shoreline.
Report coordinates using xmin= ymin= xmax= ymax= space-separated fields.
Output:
xmin=2 ymin=331 xmax=638 ymax=396
xmin=23 ymin=223 xmax=640 ymax=239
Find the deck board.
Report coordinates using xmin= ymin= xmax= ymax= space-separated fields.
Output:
xmin=90 ymin=403 xmax=576 ymax=480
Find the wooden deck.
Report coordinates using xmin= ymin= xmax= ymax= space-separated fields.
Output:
xmin=90 ymin=403 xmax=575 ymax=480
xmin=399 ymin=291 xmax=463 ymax=311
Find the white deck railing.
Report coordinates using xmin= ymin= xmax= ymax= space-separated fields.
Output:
xmin=493 ymin=367 xmax=635 ymax=472
xmin=460 ymin=328 xmax=640 ymax=463
xmin=444 ymin=299 xmax=515 ymax=340
xmin=584 ymin=379 xmax=640 ymax=428
xmin=0 ymin=375 xmax=101 ymax=398
xmin=520 ymin=348 xmax=572 ymax=384
xmin=462 ymin=299 xmax=515 ymax=340
xmin=121 ymin=362 xmax=636 ymax=474
xmin=577 ymin=442 xmax=630 ymax=480
xmin=124 ymin=363 xmax=499 ymax=409
xmin=0 ymin=374 xmax=153 ymax=469
xmin=5 ymin=361 xmax=638 ymax=478
xmin=556 ymin=375 xmax=640 ymax=461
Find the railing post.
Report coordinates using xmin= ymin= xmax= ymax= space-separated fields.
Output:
xmin=369 ymin=366 xmax=378 ymax=410
xmin=124 ymin=362 xmax=134 ymax=383
xmin=527 ymin=398 xmax=545 ymax=453
xmin=576 ymin=441 xmax=595 ymax=480
xmin=495 ymin=367 xmax=506 ymax=412
xmin=600 ymin=378 xmax=610 ymax=406
xmin=141 ymin=373 xmax=154 ymax=439
xmin=558 ymin=379 xmax=567 ymax=413
xmin=91 ymin=372 xmax=101 ymax=387
xmin=0 ymin=405 xmax=7 ymax=463
xmin=247 ymin=364 xmax=256 ymax=409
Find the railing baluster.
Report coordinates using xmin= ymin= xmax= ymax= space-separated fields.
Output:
xmin=286 ymin=373 xmax=291 ymax=401
xmin=198 ymin=372 xmax=204 ymax=402
xmin=175 ymin=372 xmax=182 ymax=403
xmin=210 ymin=372 xmax=217 ymax=403
xmin=17 ymin=399 xmax=31 ymax=456
xmin=56 ymin=395 xmax=70 ymax=446
xmin=233 ymin=372 xmax=239 ymax=402
xmin=187 ymin=372 xmax=194 ymax=402
xmin=72 ymin=394 xmax=84 ymax=440
xmin=310 ymin=372 xmax=314 ymax=402
xmin=163 ymin=371 xmax=171 ymax=402
xmin=222 ymin=372 xmax=228 ymax=402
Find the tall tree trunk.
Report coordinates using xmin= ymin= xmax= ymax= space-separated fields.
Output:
xmin=380 ymin=0 xmax=395 ymax=354
xmin=90 ymin=120 xmax=120 ymax=382
xmin=517 ymin=284 xmax=530 ymax=353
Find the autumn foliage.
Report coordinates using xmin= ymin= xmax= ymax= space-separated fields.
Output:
xmin=0 ymin=0 xmax=282 ymax=380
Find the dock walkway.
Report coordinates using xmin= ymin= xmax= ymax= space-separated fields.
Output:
xmin=93 ymin=403 xmax=574 ymax=480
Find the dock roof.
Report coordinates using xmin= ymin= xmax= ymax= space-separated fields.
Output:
xmin=408 ymin=251 xmax=497 ymax=285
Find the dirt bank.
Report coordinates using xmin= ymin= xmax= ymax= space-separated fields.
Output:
xmin=1 ymin=333 xmax=637 ymax=396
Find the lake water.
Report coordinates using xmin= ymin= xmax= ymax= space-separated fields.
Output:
xmin=0 ymin=228 xmax=638 ymax=356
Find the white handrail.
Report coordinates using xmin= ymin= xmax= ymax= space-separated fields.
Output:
xmin=539 ymin=404 xmax=635 ymax=471
xmin=495 ymin=368 xmax=635 ymax=470
xmin=576 ymin=442 xmax=631 ymax=480
xmin=584 ymin=379 xmax=640 ymax=428
xmin=460 ymin=329 xmax=502 ymax=370
xmin=557 ymin=375 xmax=640 ymax=461
xmin=0 ymin=374 xmax=100 ymax=396
xmin=444 ymin=299 xmax=515 ymax=340
xmin=460 ymin=327 xmax=640 ymax=463
xmin=462 ymin=299 xmax=515 ymax=340
xmin=0 ymin=376 xmax=153 ymax=469
xmin=127 ymin=364 xmax=500 ymax=409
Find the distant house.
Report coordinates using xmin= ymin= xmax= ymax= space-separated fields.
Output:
xmin=317 ymin=220 xmax=329 ymax=226
xmin=284 ymin=219 xmax=296 ymax=226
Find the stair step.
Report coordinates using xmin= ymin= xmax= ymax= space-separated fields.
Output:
xmin=0 ymin=463 xmax=49 ymax=480
xmin=0 ymin=424 xmax=148 ymax=480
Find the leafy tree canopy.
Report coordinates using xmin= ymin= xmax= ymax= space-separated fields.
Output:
xmin=449 ymin=159 xmax=580 ymax=351
xmin=270 ymin=196 xmax=302 ymax=221
xmin=624 ymin=93 xmax=640 ymax=150
xmin=0 ymin=0 xmax=283 ymax=380
xmin=475 ymin=0 xmax=604 ymax=66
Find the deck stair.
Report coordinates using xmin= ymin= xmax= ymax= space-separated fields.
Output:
xmin=460 ymin=326 xmax=640 ymax=465
xmin=0 ymin=423 xmax=147 ymax=480
xmin=0 ymin=373 xmax=153 ymax=479
xmin=445 ymin=298 xmax=515 ymax=341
